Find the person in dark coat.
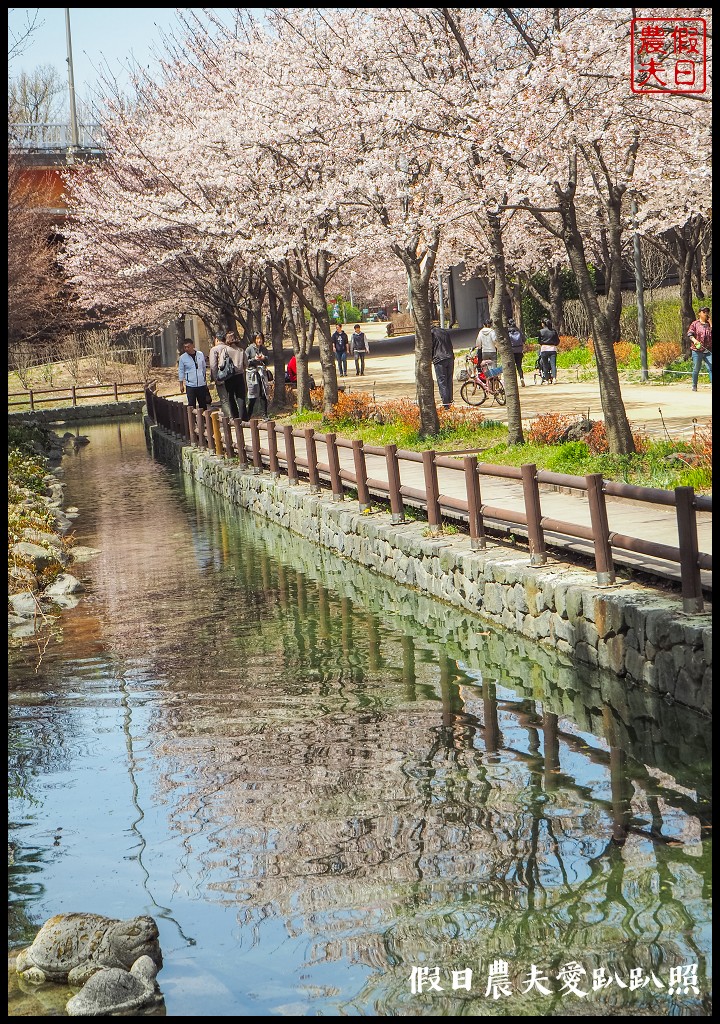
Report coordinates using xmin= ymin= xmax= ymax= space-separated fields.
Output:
xmin=431 ymin=325 xmax=454 ymax=409
xmin=331 ymin=325 xmax=349 ymax=377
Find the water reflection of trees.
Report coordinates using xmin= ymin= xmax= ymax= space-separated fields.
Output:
xmin=138 ymin=483 xmax=709 ymax=1014
xmin=13 ymin=424 xmax=708 ymax=1013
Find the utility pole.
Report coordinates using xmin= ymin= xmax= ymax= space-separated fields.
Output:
xmin=631 ymin=197 xmax=649 ymax=382
xmin=65 ymin=9 xmax=80 ymax=157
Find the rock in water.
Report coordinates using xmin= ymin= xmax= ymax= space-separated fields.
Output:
xmin=66 ymin=956 xmax=165 ymax=1016
xmin=15 ymin=913 xmax=162 ymax=986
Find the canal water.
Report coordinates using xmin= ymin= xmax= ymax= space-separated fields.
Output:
xmin=8 ymin=418 xmax=712 ymax=1016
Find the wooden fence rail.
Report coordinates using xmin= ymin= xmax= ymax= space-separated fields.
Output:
xmin=145 ymin=392 xmax=712 ymax=612
xmin=9 ymin=381 xmax=153 ymax=410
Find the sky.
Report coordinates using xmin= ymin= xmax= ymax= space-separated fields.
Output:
xmin=8 ymin=8 xmax=237 ymax=114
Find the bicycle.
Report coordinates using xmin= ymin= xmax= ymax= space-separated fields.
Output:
xmin=459 ymin=357 xmax=506 ymax=407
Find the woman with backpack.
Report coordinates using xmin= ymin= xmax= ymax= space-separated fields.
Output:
xmin=507 ymin=319 xmax=526 ymax=387
xmin=538 ymin=318 xmax=561 ymax=384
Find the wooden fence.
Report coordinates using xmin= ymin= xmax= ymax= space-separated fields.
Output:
xmin=146 ymin=390 xmax=712 ymax=614
xmin=8 ymin=381 xmax=153 ymax=410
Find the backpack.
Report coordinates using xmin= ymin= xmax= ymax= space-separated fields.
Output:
xmin=508 ymin=327 xmax=522 ymax=345
xmin=216 ymin=347 xmax=235 ymax=383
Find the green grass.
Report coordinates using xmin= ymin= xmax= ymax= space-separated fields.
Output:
xmin=287 ymin=409 xmax=710 ymax=493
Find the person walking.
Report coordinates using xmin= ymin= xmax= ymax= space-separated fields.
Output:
xmin=475 ymin=320 xmax=498 ymax=367
xmin=245 ymin=332 xmax=270 ymax=418
xmin=178 ymin=338 xmax=211 ymax=410
xmin=688 ymin=306 xmax=712 ymax=391
xmin=431 ymin=324 xmax=454 ymax=409
xmin=209 ymin=330 xmax=239 ymax=420
xmin=331 ymin=324 xmax=349 ymax=377
xmin=537 ymin=317 xmax=560 ymax=384
xmin=507 ymin=318 xmax=527 ymax=387
xmin=351 ymin=324 xmax=369 ymax=376
xmin=223 ymin=330 xmax=247 ymax=420
xmin=285 ymin=353 xmax=297 ymax=384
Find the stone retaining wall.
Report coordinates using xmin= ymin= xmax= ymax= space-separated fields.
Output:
xmin=9 ymin=400 xmax=145 ymax=424
xmin=147 ymin=422 xmax=711 ymax=716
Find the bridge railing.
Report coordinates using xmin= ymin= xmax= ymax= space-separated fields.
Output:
xmin=146 ymin=391 xmax=712 ymax=613
xmin=10 ymin=123 xmax=104 ymax=151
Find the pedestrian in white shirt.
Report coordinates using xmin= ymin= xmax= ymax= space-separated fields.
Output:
xmin=178 ymin=339 xmax=211 ymax=409
xmin=475 ymin=320 xmax=498 ymax=367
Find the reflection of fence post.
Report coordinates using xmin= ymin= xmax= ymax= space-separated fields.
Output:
xmin=464 ymin=456 xmax=485 ymax=548
xmin=326 ymin=432 xmax=344 ymax=501
xmin=385 ymin=444 xmax=404 ymax=524
xmin=352 ymin=439 xmax=371 ymax=510
xmin=521 ymin=463 xmax=546 ymax=564
xmin=305 ymin=429 xmax=320 ymax=492
xmin=283 ymin=426 xmax=298 ymax=484
xmin=675 ymin=486 xmax=704 ymax=613
xmin=250 ymin=419 xmax=262 ymax=473
xmin=233 ymin=418 xmax=247 ymax=467
xmin=422 ymin=450 xmax=441 ymax=534
xmin=265 ymin=420 xmax=279 ymax=477
xmin=586 ymin=473 xmax=615 ymax=586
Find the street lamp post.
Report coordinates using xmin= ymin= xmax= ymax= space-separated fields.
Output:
xmin=65 ymin=9 xmax=80 ymax=156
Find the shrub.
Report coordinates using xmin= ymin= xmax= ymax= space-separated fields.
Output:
xmin=545 ymin=440 xmax=592 ymax=473
xmin=620 ymin=304 xmax=657 ymax=346
xmin=556 ymin=347 xmax=593 ymax=368
xmin=8 ymin=449 xmax=47 ymax=493
xmin=527 ymin=413 xmax=574 ymax=445
xmin=649 ymin=341 xmax=682 ymax=367
xmin=325 ymin=391 xmax=374 ymax=426
xmin=613 ymin=341 xmax=639 ymax=366
xmin=558 ymin=334 xmax=582 ymax=351
xmin=582 ymin=420 xmax=649 ymax=455
xmin=650 ymin=300 xmax=682 ymax=345
xmin=688 ymin=421 xmax=712 ymax=468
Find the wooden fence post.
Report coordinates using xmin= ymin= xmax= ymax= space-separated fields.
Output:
xmin=186 ymin=406 xmax=195 ymax=444
xmin=520 ymin=463 xmax=547 ymax=565
xmin=265 ymin=419 xmax=280 ymax=477
xmin=586 ymin=474 xmax=616 ymax=586
xmin=385 ymin=444 xmax=404 ymax=524
xmin=422 ymin=450 xmax=441 ymax=534
xmin=196 ymin=408 xmax=206 ymax=449
xmin=113 ymin=382 xmax=119 ymax=402
xmin=250 ymin=419 xmax=262 ymax=473
xmin=210 ymin=411 xmax=223 ymax=453
xmin=220 ymin=412 xmax=234 ymax=457
xmin=283 ymin=426 xmax=298 ymax=484
xmin=71 ymin=386 xmax=77 ymax=408
xmin=305 ymin=429 xmax=320 ymax=492
xmin=29 ymin=390 xmax=35 ymax=411
xmin=326 ymin=432 xmax=344 ymax=501
xmin=675 ymin=486 xmax=704 ymax=613
xmin=352 ymin=439 xmax=371 ymax=510
xmin=233 ymin=418 xmax=247 ymax=466
xmin=464 ymin=456 xmax=485 ymax=549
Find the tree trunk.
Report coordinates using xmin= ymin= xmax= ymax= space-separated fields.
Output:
xmin=678 ymin=244 xmax=695 ymax=358
xmin=548 ymin=263 xmax=565 ymax=334
xmin=562 ymin=221 xmax=635 ymax=454
xmin=604 ymin=195 xmax=624 ymax=343
xmin=407 ymin=261 xmax=439 ymax=437
xmin=266 ymin=272 xmax=287 ymax=414
xmin=488 ymin=210 xmax=523 ymax=445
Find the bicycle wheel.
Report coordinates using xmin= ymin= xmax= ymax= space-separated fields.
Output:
xmin=460 ymin=380 xmax=487 ymax=406
xmin=492 ymin=381 xmax=507 ymax=406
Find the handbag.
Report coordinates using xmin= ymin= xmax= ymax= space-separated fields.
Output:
xmin=265 ymin=369 xmax=274 ymax=382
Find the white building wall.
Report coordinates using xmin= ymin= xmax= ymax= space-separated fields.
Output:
xmin=450 ymin=264 xmax=489 ymax=329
